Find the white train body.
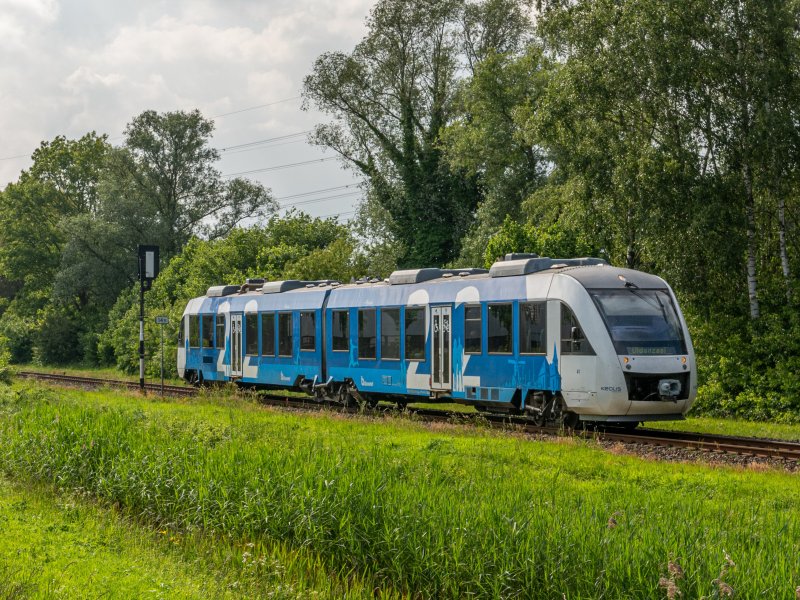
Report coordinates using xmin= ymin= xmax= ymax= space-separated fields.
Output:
xmin=178 ymin=256 xmax=696 ymax=424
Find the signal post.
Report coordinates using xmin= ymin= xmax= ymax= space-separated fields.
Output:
xmin=137 ymin=245 xmax=159 ymax=392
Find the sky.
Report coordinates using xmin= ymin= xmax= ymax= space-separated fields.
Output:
xmin=0 ymin=0 xmax=375 ymax=220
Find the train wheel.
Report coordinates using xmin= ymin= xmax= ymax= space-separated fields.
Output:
xmin=337 ymin=384 xmax=351 ymax=406
xmin=562 ymin=411 xmax=580 ymax=430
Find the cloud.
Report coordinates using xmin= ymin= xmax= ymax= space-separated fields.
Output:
xmin=0 ymin=0 xmax=373 ymax=218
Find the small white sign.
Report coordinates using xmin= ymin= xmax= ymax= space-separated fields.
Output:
xmin=145 ymin=251 xmax=156 ymax=278
xmin=155 ymin=316 xmax=169 ymax=325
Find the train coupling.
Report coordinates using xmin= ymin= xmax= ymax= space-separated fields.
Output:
xmin=658 ymin=379 xmax=682 ymax=401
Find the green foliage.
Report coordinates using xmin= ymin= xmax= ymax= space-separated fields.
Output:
xmin=304 ymin=0 xmax=533 ymax=267
xmin=2 ymin=386 xmax=800 ymax=598
xmin=686 ymin=308 xmax=800 ymax=422
xmin=442 ymin=47 xmax=549 ymax=265
xmin=0 ymin=133 xmax=109 ymax=286
xmin=350 ymin=194 xmax=404 ymax=277
xmin=0 ymin=476 xmax=371 ymax=599
xmin=0 ymin=337 xmax=12 ymax=384
xmin=484 ymin=216 xmax=597 ymax=267
xmin=100 ymin=213 xmax=364 ymax=376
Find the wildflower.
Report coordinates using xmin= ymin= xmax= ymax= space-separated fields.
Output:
xmin=658 ymin=576 xmax=681 ymax=599
xmin=668 ymin=561 xmax=684 ymax=580
xmin=713 ymin=579 xmax=734 ymax=597
xmin=723 ymin=551 xmax=735 ymax=568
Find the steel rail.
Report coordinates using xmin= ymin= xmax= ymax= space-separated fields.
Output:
xmin=15 ymin=371 xmax=800 ymax=461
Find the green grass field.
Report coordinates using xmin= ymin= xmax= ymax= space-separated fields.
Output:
xmin=1 ymin=381 xmax=799 ymax=598
xmin=649 ymin=415 xmax=800 ymax=441
xmin=0 ymin=477 xmax=233 ymax=599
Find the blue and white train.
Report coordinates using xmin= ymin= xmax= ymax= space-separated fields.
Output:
xmin=177 ymin=254 xmax=696 ymax=426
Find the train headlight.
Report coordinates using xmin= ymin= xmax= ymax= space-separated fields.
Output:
xmin=623 ymin=356 xmax=629 ymax=364
xmin=681 ymin=356 xmax=687 ymax=364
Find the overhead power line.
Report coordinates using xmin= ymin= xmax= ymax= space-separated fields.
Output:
xmin=317 ymin=209 xmax=356 ymax=219
xmin=274 ymin=184 xmax=358 ymax=201
xmin=0 ymin=152 xmax=30 ymax=162
xmin=2 ymin=96 xmax=302 ymax=162
xmin=279 ymin=191 xmax=361 ymax=209
xmin=223 ymin=156 xmax=338 ymax=177
xmin=212 ymin=95 xmax=301 ymax=118
xmin=218 ymin=130 xmax=311 ymax=152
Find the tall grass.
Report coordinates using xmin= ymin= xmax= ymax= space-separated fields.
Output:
xmin=1 ymin=385 xmax=799 ymax=598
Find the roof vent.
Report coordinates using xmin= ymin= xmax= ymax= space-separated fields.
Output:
xmin=388 ymin=267 xmax=488 ymax=285
xmin=207 ymin=285 xmax=240 ymax=297
xmin=504 ymin=253 xmax=539 ymax=261
xmin=261 ymin=280 xmax=338 ymax=294
xmin=261 ymin=280 xmax=308 ymax=294
xmin=389 ymin=268 xmax=443 ymax=285
xmin=489 ymin=257 xmax=607 ymax=278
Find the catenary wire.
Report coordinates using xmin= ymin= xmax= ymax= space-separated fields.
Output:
xmin=223 ymin=156 xmax=338 ymax=177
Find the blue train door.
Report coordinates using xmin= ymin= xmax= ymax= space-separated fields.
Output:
xmin=230 ymin=313 xmax=243 ymax=378
xmin=431 ymin=306 xmax=452 ymax=390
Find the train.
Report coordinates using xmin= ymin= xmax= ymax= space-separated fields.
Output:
xmin=177 ymin=254 xmax=696 ymax=426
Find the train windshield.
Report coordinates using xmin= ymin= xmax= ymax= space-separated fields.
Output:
xmin=589 ymin=289 xmax=687 ymax=355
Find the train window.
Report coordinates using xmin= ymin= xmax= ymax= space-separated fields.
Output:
xmin=520 ymin=302 xmax=547 ymax=354
xmin=201 ymin=315 xmax=214 ymax=348
xmin=561 ymin=303 xmax=595 ymax=355
xmin=188 ymin=315 xmax=200 ymax=348
xmin=405 ymin=307 xmax=425 ymax=360
xmin=358 ymin=309 xmax=377 ymax=359
xmin=464 ymin=305 xmax=482 ymax=354
xmin=381 ymin=308 xmax=400 ymax=360
xmin=245 ymin=313 xmax=258 ymax=355
xmin=300 ymin=312 xmax=316 ymax=351
xmin=488 ymin=303 xmax=512 ymax=354
xmin=215 ymin=315 xmax=225 ymax=349
xmin=178 ymin=316 xmax=184 ymax=344
xmin=278 ymin=312 xmax=293 ymax=357
xmin=261 ymin=313 xmax=275 ymax=356
xmin=331 ymin=310 xmax=349 ymax=352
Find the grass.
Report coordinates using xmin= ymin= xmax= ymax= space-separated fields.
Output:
xmin=1 ymin=382 xmax=800 ymax=598
xmin=649 ymin=415 xmax=800 ymax=441
xmin=0 ymin=467 xmax=384 ymax=600
xmin=0 ymin=476 xmax=234 ymax=599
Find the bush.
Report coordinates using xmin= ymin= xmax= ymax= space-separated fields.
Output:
xmin=0 ymin=337 xmax=13 ymax=384
xmin=0 ymin=309 xmax=35 ymax=364
xmin=689 ymin=308 xmax=800 ymax=422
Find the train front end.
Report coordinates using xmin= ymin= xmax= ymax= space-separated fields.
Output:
xmin=554 ymin=266 xmax=697 ymax=424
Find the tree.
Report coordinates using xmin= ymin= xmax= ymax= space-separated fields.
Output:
xmin=0 ymin=133 xmax=109 ymax=288
xmin=304 ymin=0 xmax=533 ymax=267
xmin=115 ymin=109 xmax=275 ymax=257
xmin=53 ymin=111 xmax=277 ymax=355
xmin=0 ymin=133 xmax=110 ymax=362
xmin=535 ymin=0 xmax=800 ymax=320
xmin=99 ymin=213 xmax=365 ymax=375
xmin=442 ymin=46 xmax=549 ymax=265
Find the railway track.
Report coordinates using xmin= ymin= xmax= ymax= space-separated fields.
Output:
xmin=15 ymin=370 xmax=800 ymax=462
xmin=16 ymin=371 xmax=196 ymax=397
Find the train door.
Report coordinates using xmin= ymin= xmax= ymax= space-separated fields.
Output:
xmin=230 ymin=313 xmax=243 ymax=378
xmin=557 ymin=302 xmax=596 ymax=395
xmin=431 ymin=306 xmax=452 ymax=391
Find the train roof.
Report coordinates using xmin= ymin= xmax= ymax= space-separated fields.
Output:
xmin=563 ymin=265 xmax=667 ymax=289
xmin=185 ymin=255 xmax=670 ymax=314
